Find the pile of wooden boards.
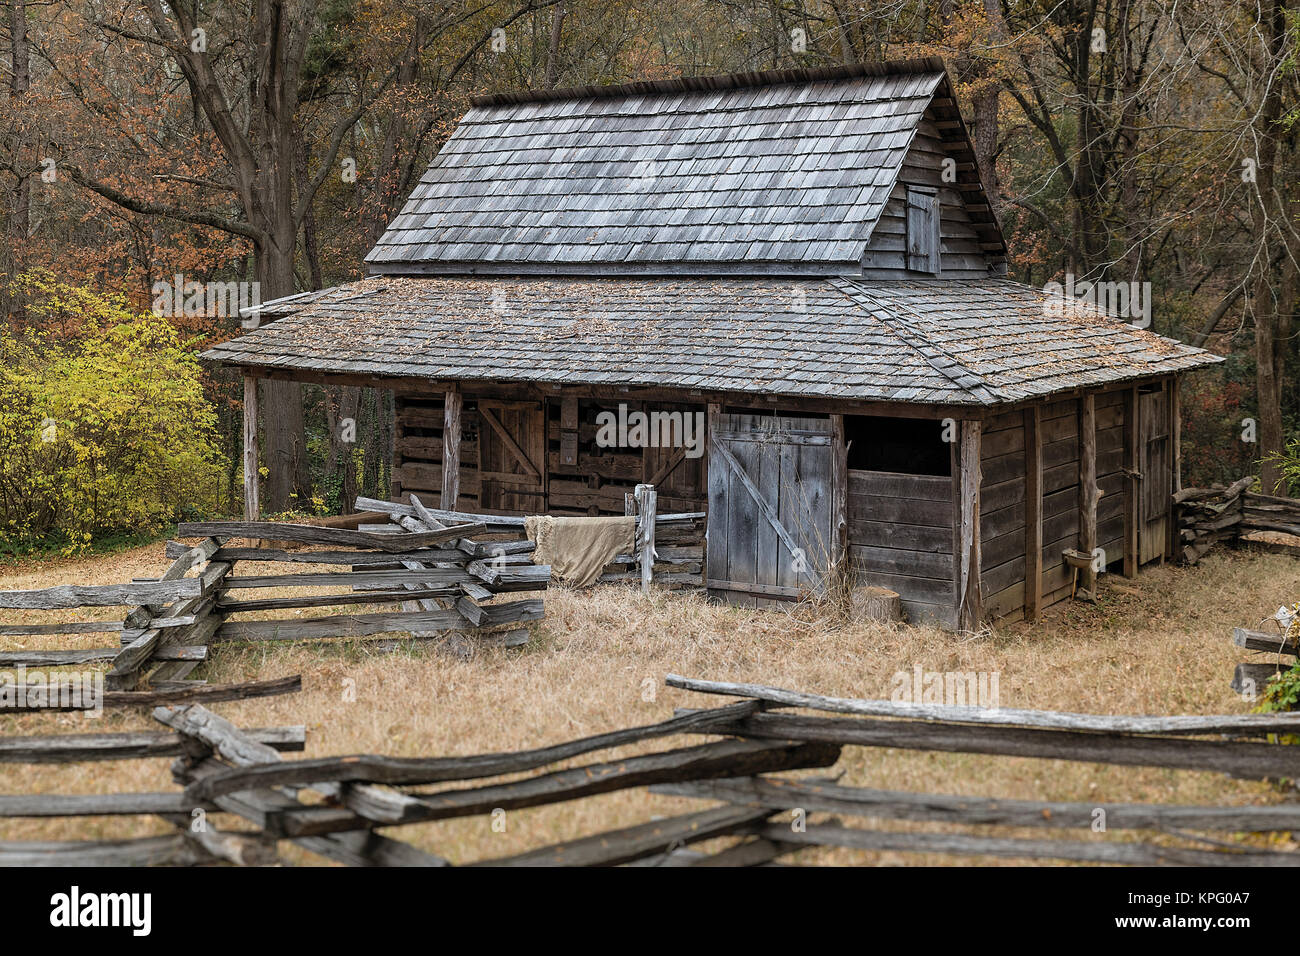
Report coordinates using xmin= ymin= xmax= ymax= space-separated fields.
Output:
xmin=1176 ymin=476 xmax=1300 ymax=564
xmin=1174 ymin=477 xmax=1253 ymax=563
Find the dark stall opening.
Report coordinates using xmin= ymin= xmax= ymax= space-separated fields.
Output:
xmin=844 ymin=415 xmax=952 ymax=476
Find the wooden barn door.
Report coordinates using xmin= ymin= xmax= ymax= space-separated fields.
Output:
xmin=477 ymin=400 xmax=545 ymax=515
xmin=1138 ymin=387 xmax=1171 ymax=564
xmin=706 ymin=413 xmax=834 ymax=605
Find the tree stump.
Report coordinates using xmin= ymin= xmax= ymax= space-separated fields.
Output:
xmin=851 ymin=585 xmax=902 ymax=624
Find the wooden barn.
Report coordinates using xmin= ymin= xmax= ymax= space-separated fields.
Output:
xmin=204 ymin=58 xmax=1220 ymax=629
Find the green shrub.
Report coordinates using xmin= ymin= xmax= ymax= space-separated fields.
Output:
xmin=0 ymin=283 xmax=226 ymax=552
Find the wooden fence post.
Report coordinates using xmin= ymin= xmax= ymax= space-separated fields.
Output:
xmin=243 ymin=375 xmax=259 ymax=522
xmin=635 ymin=483 xmax=657 ymax=594
xmin=441 ymin=389 xmax=462 ymax=510
xmin=829 ymin=414 xmax=848 ymax=589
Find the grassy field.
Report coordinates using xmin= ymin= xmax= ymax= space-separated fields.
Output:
xmin=1 ymin=541 xmax=1298 ymax=865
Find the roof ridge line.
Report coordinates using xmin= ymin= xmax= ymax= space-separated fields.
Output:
xmin=830 ymin=277 xmax=1002 ymax=405
xmin=471 ymin=57 xmax=947 ymax=108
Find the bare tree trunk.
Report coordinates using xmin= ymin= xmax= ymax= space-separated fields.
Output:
xmin=256 ymin=234 xmax=311 ymax=512
xmin=5 ymin=0 xmax=31 ymax=317
xmin=1251 ymin=0 xmax=1290 ymax=493
xmin=545 ymin=0 xmax=565 ymax=88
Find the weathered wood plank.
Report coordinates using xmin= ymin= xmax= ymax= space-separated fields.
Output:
xmin=762 ymin=823 xmax=1300 ymax=866
xmin=469 ymin=805 xmax=772 ymax=867
xmin=215 ymin=602 xmax=542 ymax=642
xmin=728 ymin=712 xmax=1300 ymax=779
xmin=1233 ymin=627 xmax=1299 ymax=656
xmin=176 ymin=520 xmax=485 ymax=552
xmin=0 ymin=646 xmax=207 ymax=666
xmin=0 ymin=725 xmax=304 ymax=763
xmin=442 ymin=389 xmax=462 ymax=509
xmin=664 ymin=674 xmax=1300 ymax=735
xmin=164 ymin=542 xmax=470 ymax=565
xmin=0 ymin=833 xmax=218 ymax=867
xmin=3 ymin=675 xmax=302 ymax=712
xmin=0 ymin=792 xmax=215 ymax=817
xmin=655 ymin=775 xmax=1300 ymax=832
xmin=0 ymin=579 xmax=203 ymax=610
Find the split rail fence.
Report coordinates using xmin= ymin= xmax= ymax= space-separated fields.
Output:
xmin=3 ymin=676 xmax=1300 ymax=866
xmin=0 ymin=495 xmax=552 ymax=697
xmin=1230 ymin=624 xmax=1299 ymax=698
xmin=1176 ymin=477 xmax=1300 ymax=564
xmin=356 ymin=490 xmax=706 ymax=592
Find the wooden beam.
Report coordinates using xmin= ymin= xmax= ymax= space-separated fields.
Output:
xmin=1123 ymin=386 xmax=1140 ymax=577
xmin=829 ymin=413 xmax=848 ymax=586
xmin=1169 ymin=376 xmax=1182 ymax=559
xmin=0 ymin=579 xmax=204 ymax=610
xmin=635 ymin=483 xmax=657 ymax=594
xmin=762 ymin=823 xmax=1298 ymax=867
xmin=1171 ymin=377 xmax=1182 ymax=495
xmin=1078 ymin=393 xmax=1098 ymax=595
xmin=1024 ymin=406 xmax=1043 ymax=622
xmin=727 ymin=712 xmax=1300 ymax=780
xmin=957 ymin=420 xmax=982 ymax=630
xmin=441 ymin=389 xmax=462 ymax=509
xmin=656 ymin=775 xmax=1300 ymax=832
xmin=243 ymin=375 xmax=259 ymax=521
xmin=0 ymin=726 xmax=304 ymax=763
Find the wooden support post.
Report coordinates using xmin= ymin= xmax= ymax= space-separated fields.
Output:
xmin=957 ymin=421 xmax=982 ymax=631
xmin=635 ymin=483 xmax=657 ymax=594
xmin=242 ymin=375 xmax=259 ymax=522
xmin=1169 ymin=377 xmax=1181 ymax=559
xmin=1123 ymin=386 xmax=1140 ymax=578
xmin=441 ymin=389 xmax=462 ymax=510
xmin=829 ymin=413 xmax=848 ymax=589
xmin=1024 ymin=406 xmax=1043 ymax=623
xmin=1078 ymin=394 xmax=1099 ymax=596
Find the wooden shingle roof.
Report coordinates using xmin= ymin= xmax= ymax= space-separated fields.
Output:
xmin=205 ymin=277 xmax=1220 ymax=406
xmin=365 ymin=60 xmax=950 ymax=275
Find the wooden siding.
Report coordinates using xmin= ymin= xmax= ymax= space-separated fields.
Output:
xmin=1095 ymin=389 xmax=1127 ymax=569
xmin=848 ymin=469 xmax=956 ymax=627
xmin=979 ymin=410 xmax=1026 ymax=620
xmin=861 ymin=117 xmax=994 ymax=279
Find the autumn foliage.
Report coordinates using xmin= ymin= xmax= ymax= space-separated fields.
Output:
xmin=0 ymin=275 xmax=225 ymax=551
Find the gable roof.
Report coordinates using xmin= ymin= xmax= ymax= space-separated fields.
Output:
xmin=206 ymin=276 xmax=1219 ymax=406
xmin=365 ymin=59 xmax=987 ymax=276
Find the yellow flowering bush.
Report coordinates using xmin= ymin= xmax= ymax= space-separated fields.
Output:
xmin=0 ymin=282 xmax=225 ymax=551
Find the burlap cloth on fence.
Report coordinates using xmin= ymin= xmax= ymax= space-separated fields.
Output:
xmin=524 ymin=515 xmax=636 ymax=587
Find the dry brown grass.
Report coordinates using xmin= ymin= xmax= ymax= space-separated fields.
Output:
xmin=1 ymin=542 xmax=1298 ymax=865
